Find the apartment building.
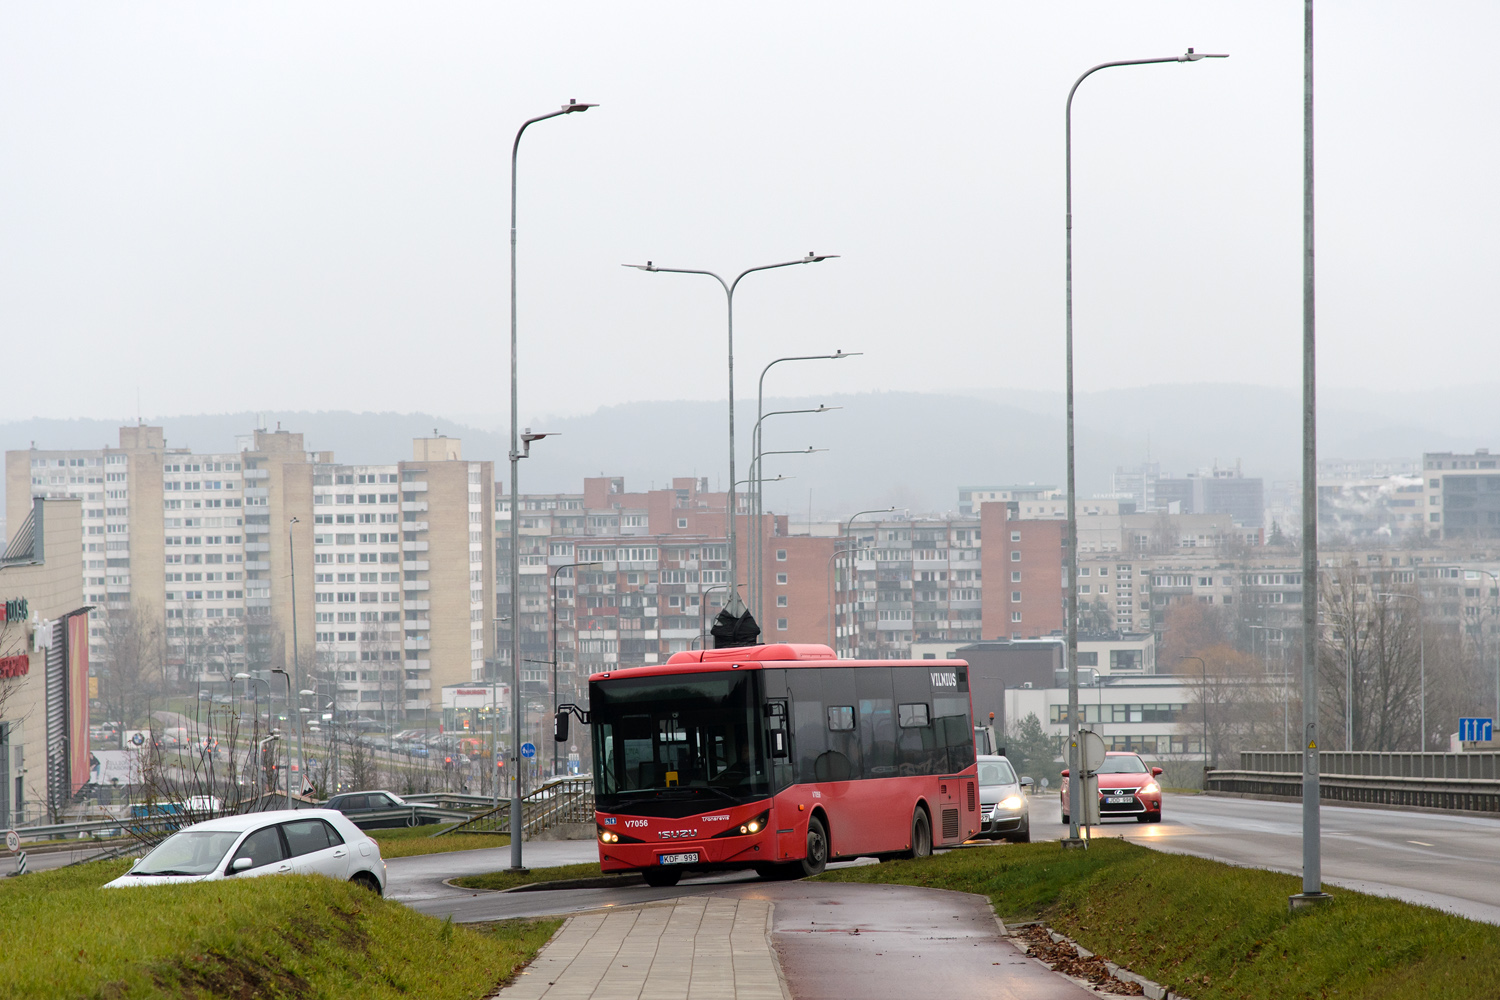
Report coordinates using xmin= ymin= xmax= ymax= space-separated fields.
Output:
xmin=1422 ymin=449 xmax=1500 ymax=540
xmin=979 ymin=505 xmax=1063 ymax=641
xmin=6 ymin=426 xmax=490 ymax=722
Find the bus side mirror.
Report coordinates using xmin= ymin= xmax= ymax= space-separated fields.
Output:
xmin=554 ymin=711 xmax=569 ymax=743
xmin=769 ymin=729 xmax=788 ymax=759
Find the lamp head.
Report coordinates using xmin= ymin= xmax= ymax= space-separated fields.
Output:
xmin=562 ymin=99 xmax=598 ymax=113
xmin=1179 ymin=47 xmax=1229 ymax=62
xmin=804 ymin=252 xmax=840 ymax=263
xmin=622 ymin=262 xmax=657 ymax=272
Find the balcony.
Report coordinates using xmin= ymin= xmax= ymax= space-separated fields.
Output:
xmin=406 ymin=659 xmax=431 ymax=670
xmin=402 ymin=541 xmax=428 ymax=553
xmin=243 ymin=487 xmax=269 ymax=499
xmin=404 ymin=637 xmax=430 ymax=651
xmin=407 ymin=618 xmax=431 ymax=631
xmin=243 ymin=469 xmax=269 ymax=480
xmin=403 ymin=698 xmax=431 ymax=711
xmin=244 ymin=560 xmax=269 ymax=571
xmin=403 ymin=560 xmax=430 ymax=571
xmin=245 ymin=542 xmax=269 ymax=553
xmin=404 ymin=482 xmax=428 ymax=493
xmin=401 ymin=502 xmax=428 ymax=513
xmin=404 ymin=678 xmax=432 ymax=691
xmin=402 ymin=580 xmax=430 ymax=592
xmin=243 ymin=523 xmax=270 ymax=534
xmin=404 ymin=521 xmax=429 ymax=532
xmin=403 ymin=599 xmax=430 ymax=611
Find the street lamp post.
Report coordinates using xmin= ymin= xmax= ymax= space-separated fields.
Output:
xmin=1376 ymin=592 xmax=1426 ymax=750
xmin=840 ymin=508 xmax=897 ymax=658
xmin=507 ymin=98 xmax=595 ymax=874
xmin=1063 ymin=46 xmax=1225 ymax=846
xmin=624 ymin=254 xmax=839 ymax=629
xmin=751 ymin=351 xmax=857 ymax=616
xmin=549 ymin=560 xmax=602 ymax=776
xmin=750 ymin=400 xmax=842 ymax=619
xmin=1179 ymin=656 xmax=1208 ymax=770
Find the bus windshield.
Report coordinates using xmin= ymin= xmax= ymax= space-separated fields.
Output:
xmin=592 ymin=671 xmax=769 ymax=815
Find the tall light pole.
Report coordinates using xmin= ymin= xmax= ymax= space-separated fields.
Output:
xmin=1063 ymin=47 xmax=1225 ymax=846
xmin=1376 ymin=592 xmax=1425 ymax=749
xmin=752 ymin=351 xmax=858 ymax=616
xmin=840 ymin=508 xmax=897 ymax=657
xmin=1179 ymin=656 xmax=1207 ymax=770
xmin=750 ymin=402 xmax=841 ymax=620
xmin=507 ymin=98 xmax=595 ymax=872
xmin=1292 ymin=0 xmax=1331 ymax=909
xmin=550 ymin=560 xmax=602 ymax=776
xmin=624 ymin=254 xmax=839 ymax=633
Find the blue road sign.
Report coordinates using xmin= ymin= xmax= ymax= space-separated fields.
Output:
xmin=1459 ymin=717 xmax=1494 ymax=742
xmin=520 ymin=742 xmax=536 ymax=759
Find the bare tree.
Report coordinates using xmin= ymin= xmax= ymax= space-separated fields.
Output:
xmin=96 ymin=604 xmax=164 ymax=736
xmin=1318 ymin=568 xmax=1423 ymax=751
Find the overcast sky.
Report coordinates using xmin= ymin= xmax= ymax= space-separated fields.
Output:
xmin=2 ymin=2 xmax=1496 ymax=425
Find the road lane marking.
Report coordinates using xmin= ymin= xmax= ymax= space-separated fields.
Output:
xmin=1408 ymin=840 xmax=1435 ymax=847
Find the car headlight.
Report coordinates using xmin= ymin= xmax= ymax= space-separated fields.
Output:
xmin=999 ymin=795 xmax=1024 ymax=810
xmin=1141 ymin=781 xmax=1160 ymax=795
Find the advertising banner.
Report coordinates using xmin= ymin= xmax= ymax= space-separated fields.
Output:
xmin=67 ymin=613 xmax=90 ymax=794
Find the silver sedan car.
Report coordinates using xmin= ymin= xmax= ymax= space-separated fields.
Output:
xmin=975 ymin=754 xmax=1032 ymax=843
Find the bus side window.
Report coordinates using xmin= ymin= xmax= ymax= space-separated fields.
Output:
xmin=788 ymin=671 xmax=825 ymax=784
xmin=934 ymin=696 xmax=975 ymax=771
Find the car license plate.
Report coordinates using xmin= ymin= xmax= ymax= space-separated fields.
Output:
xmin=1105 ymin=796 xmax=1133 ymax=804
xmin=659 ymin=852 xmax=699 ymax=865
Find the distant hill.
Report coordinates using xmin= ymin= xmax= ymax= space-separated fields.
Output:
xmin=3 ymin=383 xmax=1496 ymax=520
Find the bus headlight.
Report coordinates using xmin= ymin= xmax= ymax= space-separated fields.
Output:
xmin=599 ymin=829 xmax=618 ymax=843
xmin=714 ymin=810 xmax=771 ymax=838
xmin=999 ymin=795 xmax=1024 ymax=811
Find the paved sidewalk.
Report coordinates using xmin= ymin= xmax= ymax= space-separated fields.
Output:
xmin=491 ymin=897 xmax=786 ymax=1000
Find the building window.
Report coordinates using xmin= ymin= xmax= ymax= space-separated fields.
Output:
xmin=777 ymin=618 xmax=789 ymax=631
xmin=1011 ymin=571 xmax=1021 ymax=582
xmin=1011 ymin=551 xmax=1021 ymax=562
xmin=777 ymin=595 xmax=787 ymax=607
xmin=776 ymin=549 xmax=787 ymax=561
xmin=1011 ymin=591 xmax=1022 ymax=603
xmin=677 ymin=518 xmax=688 ymax=528
xmin=777 ymin=573 xmax=788 ymax=585
xmin=1011 ymin=531 xmax=1021 ymax=542
xmin=1011 ymin=611 xmax=1022 ymax=622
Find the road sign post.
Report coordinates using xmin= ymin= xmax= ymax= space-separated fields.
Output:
xmin=5 ymin=829 xmax=18 ymax=853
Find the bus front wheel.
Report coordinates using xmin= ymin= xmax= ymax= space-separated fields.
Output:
xmin=907 ymin=809 xmax=932 ymax=860
xmin=798 ymin=816 xmax=829 ymax=877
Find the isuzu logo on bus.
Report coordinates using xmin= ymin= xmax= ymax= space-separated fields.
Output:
xmin=661 ymin=828 xmax=697 ymax=840
xmin=931 ymin=671 xmax=958 ymax=687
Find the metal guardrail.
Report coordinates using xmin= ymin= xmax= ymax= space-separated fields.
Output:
xmin=345 ymin=804 xmax=474 ymax=830
xmin=440 ymin=777 xmax=594 ymax=838
xmin=1238 ymin=751 xmax=1500 ymax=781
xmin=1206 ymin=751 xmax=1500 ymax=814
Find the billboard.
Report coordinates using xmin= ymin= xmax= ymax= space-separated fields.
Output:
xmin=67 ymin=612 xmax=90 ymax=795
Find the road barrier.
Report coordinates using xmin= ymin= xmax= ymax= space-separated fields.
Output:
xmin=1206 ymin=751 xmax=1500 ymax=814
xmin=440 ymin=776 xmax=594 ymax=838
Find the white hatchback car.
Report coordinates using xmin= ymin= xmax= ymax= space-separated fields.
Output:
xmin=104 ymin=808 xmax=387 ymax=894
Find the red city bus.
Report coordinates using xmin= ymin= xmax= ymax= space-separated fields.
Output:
xmin=558 ymin=642 xmax=979 ymax=886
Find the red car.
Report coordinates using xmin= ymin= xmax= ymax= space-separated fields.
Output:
xmin=1059 ymin=751 xmax=1163 ymax=824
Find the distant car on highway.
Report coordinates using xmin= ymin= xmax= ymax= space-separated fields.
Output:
xmin=1060 ymin=751 xmax=1163 ymax=824
xmin=973 ymin=754 xmax=1032 ymax=842
xmin=104 ymin=808 xmax=386 ymax=894
xmin=324 ymin=789 xmax=430 ymax=829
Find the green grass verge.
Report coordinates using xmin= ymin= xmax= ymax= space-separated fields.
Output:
xmin=0 ymin=859 xmax=559 ymax=1000
xmin=452 ymin=862 xmax=607 ymax=892
xmin=370 ymin=824 xmax=512 ymax=858
xmin=817 ymin=839 xmax=1500 ymax=1000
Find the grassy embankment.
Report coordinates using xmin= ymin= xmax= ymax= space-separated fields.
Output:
xmin=818 ymin=839 xmax=1500 ymax=1000
xmin=369 ymin=823 xmax=511 ymax=858
xmin=0 ymin=859 xmax=558 ymax=1000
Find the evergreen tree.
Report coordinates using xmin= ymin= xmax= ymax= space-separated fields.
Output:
xmin=1005 ymin=712 xmax=1063 ymax=787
